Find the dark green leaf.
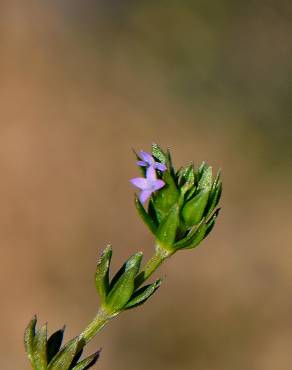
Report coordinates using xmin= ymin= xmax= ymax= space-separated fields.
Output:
xmin=182 ymin=189 xmax=210 ymax=226
xmin=47 ymin=327 xmax=65 ymax=364
xmin=125 ymin=279 xmax=162 ymax=309
xmin=106 ymin=252 xmax=143 ymax=313
xmin=174 ymin=220 xmax=207 ymax=250
xmin=197 ymin=161 xmax=207 ymax=181
xmin=204 ymin=208 xmax=221 ymax=239
xmin=182 ymin=222 xmax=208 ymax=249
xmin=205 ymin=180 xmax=222 ymax=217
xmin=135 ymin=195 xmax=157 ymax=234
xmin=95 ymin=245 xmax=112 ymax=303
xmin=148 ymin=199 xmax=159 ymax=227
xmin=153 ymin=170 xmax=179 ymax=221
xmin=156 ymin=204 xmax=180 ymax=247
xmin=69 ymin=348 xmax=83 ymax=369
xmin=48 ymin=337 xmax=81 ymax=370
xmin=70 ymin=350 xmax=101 ymax=370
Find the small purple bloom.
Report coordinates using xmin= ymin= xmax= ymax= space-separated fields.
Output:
xmin=131 ymin=166 xmax=165 ymax=203
xmin=137 ymin=151 xmax=167 ymax=172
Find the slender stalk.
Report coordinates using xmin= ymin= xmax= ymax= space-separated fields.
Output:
xmin=80 ymin=307 xmax=112 ymax=344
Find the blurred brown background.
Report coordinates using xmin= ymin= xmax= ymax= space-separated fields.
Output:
xmin=1 ymin=1 xmax=292 ymax=369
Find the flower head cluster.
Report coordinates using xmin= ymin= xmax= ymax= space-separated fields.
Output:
xmin=131 ymin=144 xmax=222 ymax=252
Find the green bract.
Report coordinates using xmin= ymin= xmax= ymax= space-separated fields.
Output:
xmin=134 ymin=144 xmax=222 ymax=252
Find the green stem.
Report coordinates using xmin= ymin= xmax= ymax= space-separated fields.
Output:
xmin=80 ymin=307 xmax=112 ymax=344
xmin=134 ymin=243 xmax=173 ymax=288
xmin=80 ymin=243 xmax=173 ymax=345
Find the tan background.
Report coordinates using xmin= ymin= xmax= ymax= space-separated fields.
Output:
xmin=1 ymin=1 xmax=292 ymax=369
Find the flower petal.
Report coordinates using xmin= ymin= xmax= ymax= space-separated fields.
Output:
xmin=137 ymin=160 xmax=147 ymax=167
xmin=146 ymin=166 xmax=157 ymax=182
xmin=130 ymin=177 xmax=148 ymax=190
xmin=139 ymin=151 xmax=154 ymax=165
xmin=139 ymin=190 xmax=152 ymax=203
xmin=155 ymin=163 xmax=167 ymax=172
xmin=152 ymin=179 xmax=165 ymax=191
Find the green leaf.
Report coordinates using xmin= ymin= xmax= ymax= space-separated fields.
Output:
xmin=182 ymin=189 xmax=210 ymax=226
xmin=69 ymin=348 xmax=83 ymax=369
xmin=174 ymin=220 xmax=208 ymax=250
xmin=148 ymin=199 xmax=159 ymax=226
xmin=135 ymin=195 xmax=157 ymax=234
xmin=33 ymin=324 xmax=47 ymax=370
xmin=151 ymin=143 xmax=167 ymax=163
xmin=105 ymin=252 xmax=143 ymax=313
xmin=197 ymin=166 xmax=212 ymax=191
xmin=125 ymin=279 xmax=162 ymax=309
xmin=204 ymin=208 xmax=220 ymax=239
xmin=153 ymin=170 xmax=179 ymax=221
xmin=95 ymin=245 xmax=112 ymax=304
xmin=24 ymin=316 xmax=37 ymax=368
xmin=48 ymin=337 xmax=81 ymax=370
xmin=180 ymin=164 xmax=195 ymax=196
xmin=205 ymin=179 xmax=222 ymax=217
xmin=197 ymin=161 xmax=207 ymax=180
xmin=70 ymin=350 xmax=101 ymax=370
xmin=47 ymin=327 xmax=65 ymax=364
xmin=182 ymin=222 xmax=208 ymax=249
xmin=156 ymin=204 xmax=180 ymax=247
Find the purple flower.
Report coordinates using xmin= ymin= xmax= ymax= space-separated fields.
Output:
xmin=131 ymin=166 xmax=165 ymax=203
xmin=137 ymin=151 xmax=167 ymax=172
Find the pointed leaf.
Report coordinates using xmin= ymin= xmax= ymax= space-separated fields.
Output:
xmin=179 ymin=164 xmax=194 ymax=185
xmin=153 ymin=170 xmax=179 ymax=221
xmin=204 ymin=208 xmax=220 ymax=238
xmin=33 ymin=324 xmax=47 ymax=370
xmin=47 ymin=327 xmax=65 ymax=364
xmin=69 ymin=348 xmax=83 ymax=369
xmin=197 ymin=161 xmax=207 ymax=180
xmin=135 ymin=195 xmax=157 ymax=234
xmin=24 ymin=316 xmax=37 ymax=368
xmin=125 ymin=279 xmax=161 ymax=309
xmin=105 ymin=252 xmax=143 ymax=313
xmin=70 ymin=350 xmax=101 ymax=370
xmin=95 ymin=245 xmax=112 ymax=303
xmin=182 ymin=189 xmax=210 ymax=226
xmin=174 ymin=220 xmax=207 ymax=250
xmin=147 ymin=199 xmax=159 ymax=226
xmin=182 ymin=222 xmax=208 ymax=249
xmin=48 ymin=337 xmax=81 ymax=370
xmin=205 ymin=180 xmax=222 ymax=217
xmin=197 ymin=166 xmax=212 ymax=191
xmin=151 ymin=143 xmax=167 ymax=164
xmin=156 ymin=204 xmax=180 ymax=247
